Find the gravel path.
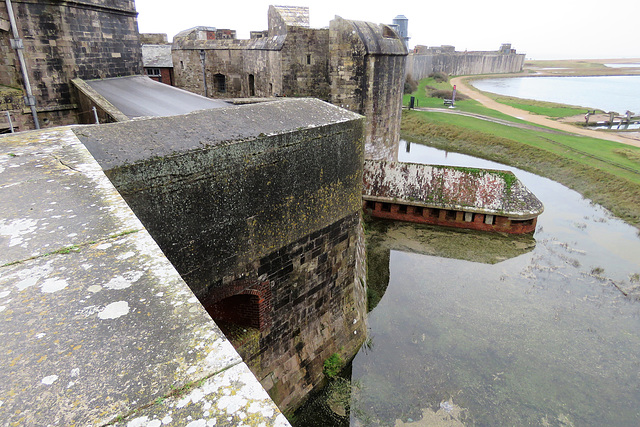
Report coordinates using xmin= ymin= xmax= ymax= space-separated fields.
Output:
xmin=449 ymin=76 xmax=640 ymax=148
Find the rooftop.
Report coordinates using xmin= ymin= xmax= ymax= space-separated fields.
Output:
xmin=84 ymin=75 xmax=229 ymax=119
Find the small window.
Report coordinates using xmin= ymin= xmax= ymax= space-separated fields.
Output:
xmin=445 ymin=210 xmax=456 ymax=221
xmin=180 ymin=61 xmax=184 ymax=70
xmin=365 ymin=200 xmax=376 ymax=210
xmin=214 ymin=73 xmax=226 ymax=93
xmin=398 ymin=205 xmax=407 ymax=214
xmin=306 ymin=54 xmax=311 ymax=65
xmin=414 ymin=206 xmax=423 ymax=216
xmin=381 ymin=203 xmax=391 ymax=212
xmin=146 ymin=68 xmax=161 ymax=77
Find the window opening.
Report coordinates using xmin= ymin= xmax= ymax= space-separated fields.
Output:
xmin=248 ymin=74 xmax=255 ymax=96
xmin=214 ymin=73 xmax=226 ymax=93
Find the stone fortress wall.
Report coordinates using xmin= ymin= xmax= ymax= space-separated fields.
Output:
xmin=0 ymin=0 xmax=142 ymax=130
xmin=76 ymin=98 xmax=369 ymax=411
xmin=406 ymin=43 xmax=525 ymax=80
xmin=171 ymin=6 xmax=407 ymax=162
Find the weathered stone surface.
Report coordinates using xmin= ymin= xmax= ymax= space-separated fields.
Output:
xmin=329 ymin=17 xmax=407 ymax=162
xmin=268 ymin=5 xmax=309 ymax=36
xmin=74 ymin=98 xmax=368 ymax=411
xmin=142 ymin=44 xmax=173 ymax=67
xmin=1 ymin=0 xmax=142 ymax=128
xmin=0 ymin=128 xmax=288 ymax=426
xmin=75 ymin=98 xmax=362 ymax=171
xmin=407 ymin=45 xmax=526 ymax=80
xmin=363 ymin=160 xmax=544 ymax=218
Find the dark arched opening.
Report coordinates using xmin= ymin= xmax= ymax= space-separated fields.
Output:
xmin=248 ymin=74 xmax=255 ymax=96
xmin=214 ymin=73 xmax=226 ymax=93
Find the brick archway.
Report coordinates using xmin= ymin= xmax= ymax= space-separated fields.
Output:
xmin=202 ymin=280 xmax=271 ymax=331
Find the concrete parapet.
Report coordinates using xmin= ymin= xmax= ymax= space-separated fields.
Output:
xmin=363 ymin=160 xmax=543 ymax=219
xmin=74 ymin=98 xmax=368 ymax=411
xmin=0 ymin=128 xmax=288 ymax=425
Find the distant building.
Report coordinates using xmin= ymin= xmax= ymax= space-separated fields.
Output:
xmin=141 ymin=33 xmax=173 ymax=85
xmin=407 ymin=44 xmax=525 ymax=79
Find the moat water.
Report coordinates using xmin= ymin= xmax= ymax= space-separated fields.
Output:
xmin=293 ymin=141 xmax=640 ymax=426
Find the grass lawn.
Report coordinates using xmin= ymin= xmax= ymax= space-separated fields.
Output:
xmin=487 ymin=95 xmax=593 ymax=118
xmin=403 ymin=76 xmax=589 ymax=120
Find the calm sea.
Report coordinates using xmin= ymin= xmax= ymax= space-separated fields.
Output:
xmin=471 ymin=75 xmax=640 ymax=114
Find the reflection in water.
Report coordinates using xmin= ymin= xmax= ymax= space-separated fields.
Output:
xmin=294 ymin=141 xmax=640 ymax=426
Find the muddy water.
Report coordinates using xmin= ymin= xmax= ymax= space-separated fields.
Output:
xmin=293 ymin=141 xmax=640 ymax=426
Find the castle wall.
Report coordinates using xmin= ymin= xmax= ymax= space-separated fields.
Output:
xmin=407 ymin=51 xmax=526 ymax=80
xmin=1 ymin=0 xmax=142 ymax=128
xmin=361 ymin=54 xmax=405 ymax=161
xmin=172 ymin=38 xmax=284 ymax=98
xmin=171 ymin=9 xmax=406 ymax=163
xmin=330 ymin=17 xmax=406 ymax=162
xmin=76 ymin=98 xmax=368 ymax=412
xmin=279 ymin=26 xmax=330 ymax=100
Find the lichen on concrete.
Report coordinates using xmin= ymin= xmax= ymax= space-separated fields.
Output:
xmin=363 ymin=160 xmax=544 ymax=219
xmin=0 ymin=127 xmax=288 ymax=426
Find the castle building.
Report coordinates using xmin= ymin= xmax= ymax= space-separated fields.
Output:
xmin=141 ymin=33 xmax=174 ymax=85
xmin=171 ymin=6 xmax=408 ymax=161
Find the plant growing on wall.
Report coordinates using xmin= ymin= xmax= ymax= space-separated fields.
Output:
xmin=323 ymin=353 xmax=344 ymax=378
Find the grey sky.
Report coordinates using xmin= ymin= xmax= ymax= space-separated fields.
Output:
xmin=135 ymin=0 xmax=640 ymax=60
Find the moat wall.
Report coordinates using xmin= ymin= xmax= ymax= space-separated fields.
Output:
xmin=75 ymin=98 xmax=368 ymax=411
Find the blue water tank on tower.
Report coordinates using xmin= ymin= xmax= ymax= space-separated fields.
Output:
xmin=392 ymin=14 xmax=409 ymax=49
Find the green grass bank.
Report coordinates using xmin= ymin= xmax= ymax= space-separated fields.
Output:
xmin=401 ymin=77 xmax=640 ymax=229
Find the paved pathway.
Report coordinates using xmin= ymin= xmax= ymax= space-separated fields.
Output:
xmin=449 ymin=76 xmax=640 ymax=148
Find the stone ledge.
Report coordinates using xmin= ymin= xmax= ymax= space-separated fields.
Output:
xmin=0 ymin=127 xmax=288 ymax=426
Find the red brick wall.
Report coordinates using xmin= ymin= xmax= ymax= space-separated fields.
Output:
xmin=146 ymin=68 xmax=173 ymax=86
xmin=364 ymin=201 xmax=537 ymax=234
xmin=202 ymin=280 xmax=271 ymax=331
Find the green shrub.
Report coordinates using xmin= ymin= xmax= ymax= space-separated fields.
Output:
xmin=323 ymin=353 xmax=344 ymax=378
xmin=429 ymin=71 xmax=449 ymax=83
xmin=404 ymin=74 xmax=419 ymax=94
xmin=428 ymin=89 xmax=469 ymax=100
